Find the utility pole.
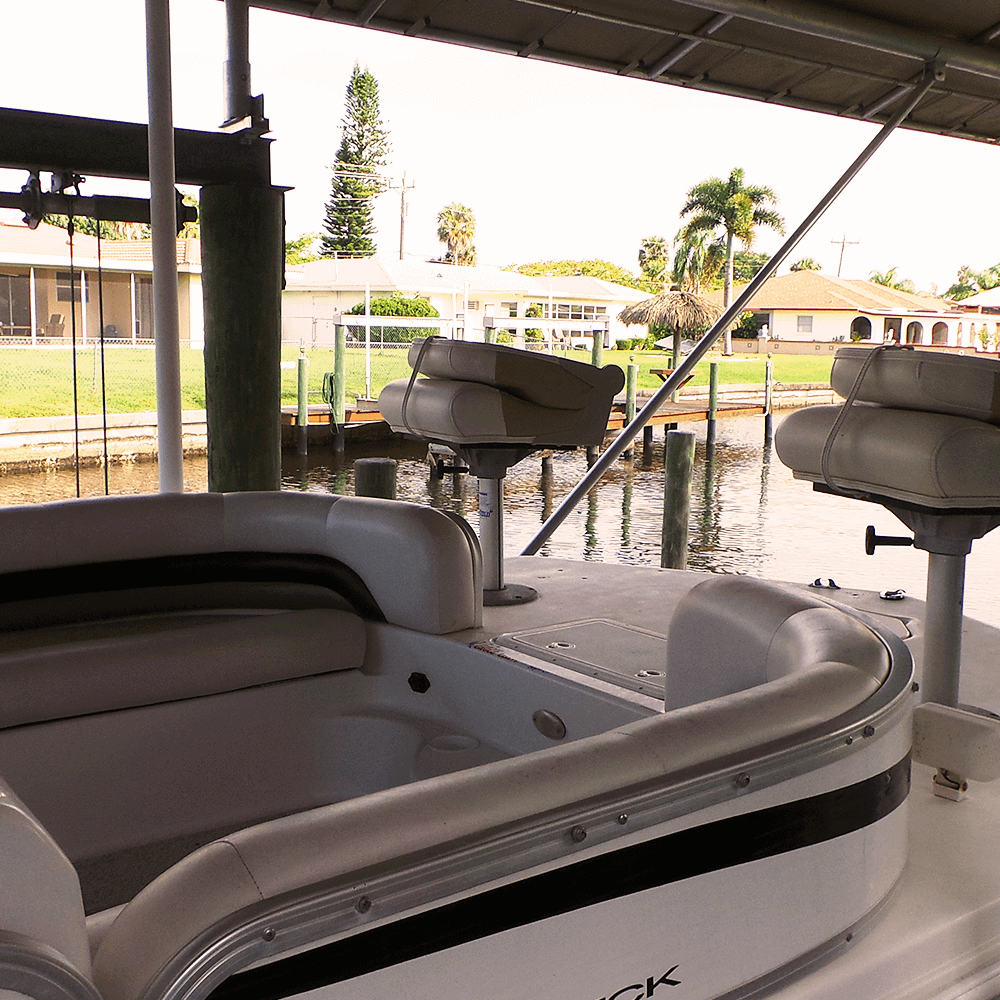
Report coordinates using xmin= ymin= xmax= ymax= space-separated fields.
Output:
xmin=389 ymin=171 xmax=415 ymax=260
xmin=831 ymin=231 xmax=859 ymax=277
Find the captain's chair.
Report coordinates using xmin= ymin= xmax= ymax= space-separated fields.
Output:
xmin=379 ymin=338 xmax=624 ymax=604
xmin=776 ymin=345 xmax=1000 ymax=776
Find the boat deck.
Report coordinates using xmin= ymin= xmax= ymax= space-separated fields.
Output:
xmin=452 ymin=557 xmax=1000 ymax=1000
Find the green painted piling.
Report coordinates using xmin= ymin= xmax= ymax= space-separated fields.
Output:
xmin=355 ymin=458 xmax=397 ymax=499
xmin=201 ymin=183 xmax=283 ymax=492
xmin=624 ymin=362 xmax=638 ymax=459
xmin=626 ymin=363 xmax=638 ymax=423
xmin=484 ymin=326 xmax=496 ymax=345
xmin=662 ymin=430 xmax=696 ymax=570
xmin=296 ymin=349 xmax=309 ymax=456
xmin=591 ymin=333 xmax=603 ymax=369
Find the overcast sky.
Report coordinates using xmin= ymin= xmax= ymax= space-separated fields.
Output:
xmin=2 ymin=0 xmax=997 ymax=292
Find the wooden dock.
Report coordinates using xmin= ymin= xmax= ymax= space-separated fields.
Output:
xmin=282 ymin=398 xmax=767 ymax=439
xmin=606 ymin=399 xmax=764 ymax=431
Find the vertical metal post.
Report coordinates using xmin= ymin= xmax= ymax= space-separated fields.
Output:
xmin=479 ymin=477 xmax=504 ymax=591
xmin=364 ymin=282 xmax=371 ymax=400
xmin=591 ymin=330 xmax=603 ymax=368
xmin=224 ymin=0 xmax=251 ymax=125
xmin=296 ymin=348 xmax=309 ymax=456
xmin=29 ymin=267 xmax=37 ymax=343
xmin=332 ymin=323 xmax=347 ymax=452
xmin=662 ymin=430 xmax=696 ymax=570
xmin=921 ymin=552 xmax=966 ymax=707
xmin=145 ymin=0 xmax=184 ymax=493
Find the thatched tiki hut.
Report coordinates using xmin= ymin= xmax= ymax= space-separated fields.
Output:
xmin=617 ymin=289 xmax=722 ymax=354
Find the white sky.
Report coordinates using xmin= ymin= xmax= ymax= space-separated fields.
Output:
xmin=2 ymin=0 xmax=998 ymax=292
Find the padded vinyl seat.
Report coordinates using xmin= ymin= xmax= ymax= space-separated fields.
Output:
xmin=775 ymin=403 xmax=1000 ymax=508
xmin=378 ymin=338 xmax=625 ymax=448
xmin=775 ymin=347 xmax=1000 ymax=509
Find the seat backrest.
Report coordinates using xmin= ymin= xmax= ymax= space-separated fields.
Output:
xmin=0 ymin=492 xmax=481 ymax=635
xmin=665 ymin=576 xmax=889 ymax=710
xmin=378 ymin=338 xmax=625 ymax=448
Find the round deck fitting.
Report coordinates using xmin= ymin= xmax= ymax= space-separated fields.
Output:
xmin=483 ymin=584 xmax=539 ymax=606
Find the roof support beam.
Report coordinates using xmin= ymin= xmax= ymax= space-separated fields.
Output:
xmin=0 ymin=107 xmax=272 ymax=187
xmin=670 ymin=0 xmax=1000 ymax=82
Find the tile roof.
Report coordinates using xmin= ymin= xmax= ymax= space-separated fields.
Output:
xmin=707 ymin=270 xmax=960 ymax=315
xmin=0 ymin=213 xmax=200 ymax=269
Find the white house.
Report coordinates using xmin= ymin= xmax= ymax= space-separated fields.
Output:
xmin=711 ymin=271 xmax=976 ymax=348
xmin=281 ymin=257 xmax=647 ymax=347
xmin=0 ymin=213 xmax=203 ymax=347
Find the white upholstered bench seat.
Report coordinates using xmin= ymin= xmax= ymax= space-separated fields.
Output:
xmin=775 ymin=403 xmax=1000 ymax=508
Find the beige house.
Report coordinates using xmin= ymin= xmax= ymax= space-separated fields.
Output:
xmin=281 ymin=257 xmax=647 ymax=346
xmin=712 ymin=271 xmax=976 ymax=348
xmin=0 ymin=214 xmax=203 ymax=347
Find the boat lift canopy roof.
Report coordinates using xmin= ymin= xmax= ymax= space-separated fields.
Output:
xmin=248 ymin=0 xmax=1000 ymax=144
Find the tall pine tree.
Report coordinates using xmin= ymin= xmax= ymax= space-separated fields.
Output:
xmin=320 ymin=64 xmax=390 ymax=258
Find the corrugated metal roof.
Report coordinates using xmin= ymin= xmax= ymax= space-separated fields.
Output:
xmin=250 ymin=0 xmax=1000 ymax=145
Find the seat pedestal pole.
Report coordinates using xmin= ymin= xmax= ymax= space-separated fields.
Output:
xmin=478 ymin=477 xmax=538 ymax=606
xmin=922 ymin=552 xmax=965 ymax=707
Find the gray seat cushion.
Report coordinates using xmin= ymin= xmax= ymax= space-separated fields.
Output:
xmin=775 ymin=403 xmax=1000 ymax=508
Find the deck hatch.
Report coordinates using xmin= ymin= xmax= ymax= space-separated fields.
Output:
xmin=496 ymin=618 xmax=669 ymax=696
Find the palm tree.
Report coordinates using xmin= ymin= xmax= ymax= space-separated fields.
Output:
xmin=638 ymin=235 xmax=670 ymax=291
xmin=869 ymin=267 xmax=915 ymax=294
xmin=671 ymin=226 xmax=725 ymax=294
xmin=436 ymin=203 xmax=477 ymax=265
xmin=790 ymin=257 xmax=821 ymax=272
xmin=945 ymin=263 xmax=1000 ymax=300
xmin=677 ymin=167 xmax=785 ymax=353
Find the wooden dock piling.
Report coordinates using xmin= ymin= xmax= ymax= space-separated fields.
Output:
xmin=661 ymin=429 xmax=696 ymax=570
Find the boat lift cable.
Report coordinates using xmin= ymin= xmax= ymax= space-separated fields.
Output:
xmin=521 ymin=59 xmax=944 ymax=557
xmin=66 ymin=202 xmax=82 ymax=499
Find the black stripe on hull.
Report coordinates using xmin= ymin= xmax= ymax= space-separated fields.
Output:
xmin=210 ymin=754 xmax=910 ymax=1000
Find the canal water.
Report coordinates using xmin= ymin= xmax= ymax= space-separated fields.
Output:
xmin=3 ymin=410 xmax=998 ymax=628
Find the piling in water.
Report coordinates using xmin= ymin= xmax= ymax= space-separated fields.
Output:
xmin=661 ymin=429 xmax=696 ymax=570
xmin=624 ymin=362 xmax=637 ymax=459
xmin=355 ymin=457 xmax=397 ymax=499
xmin=706 ymin=362 xmax=719 ymax=447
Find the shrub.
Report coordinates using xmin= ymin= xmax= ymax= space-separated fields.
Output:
xmin=347 ymin=294 xmax=440 ymax=342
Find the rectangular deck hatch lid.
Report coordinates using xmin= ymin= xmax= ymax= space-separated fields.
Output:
xmin=496 ymin=618 xmax=668 ymax=697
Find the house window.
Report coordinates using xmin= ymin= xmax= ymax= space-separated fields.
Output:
xmin=465 ymin=300 xmax=479 ymax=311
xmin=796 ymin=315 xmax=813 ymax=334
xmin=56 ymin=272 xmax=85 ymax=303
xmin=500 ymin=301 xmax=518 ymax=318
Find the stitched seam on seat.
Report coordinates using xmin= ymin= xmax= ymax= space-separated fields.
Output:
xmin=221 ymin=842 xmax=265 ymax=901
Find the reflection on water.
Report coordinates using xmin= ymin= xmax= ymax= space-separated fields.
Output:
xmin=3 ymin=411 xmax=999 ymax=627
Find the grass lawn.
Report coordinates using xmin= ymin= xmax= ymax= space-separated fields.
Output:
xmin=0 ymin=344 xmax=834 ymax=419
